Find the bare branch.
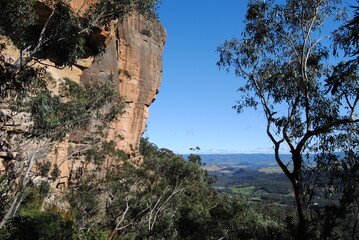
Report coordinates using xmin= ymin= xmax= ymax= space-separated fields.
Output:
xmin=283 ymin=96 xmax=301 ymax=153
xmin=109 ymin=196 xmax=131 ymax=240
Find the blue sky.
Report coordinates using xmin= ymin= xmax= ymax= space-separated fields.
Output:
xmin=144 ymin=0 xmax=353 ymax=154
xmin=145 ymin=0 xmax=274 ymax=154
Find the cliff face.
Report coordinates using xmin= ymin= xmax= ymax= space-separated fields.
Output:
xmin=54 ymin=11 xmax=166 ymax=188
xmin=115 ymin=12 xmax=165 ymax=151
xmin=78 ymin=11 xmax=166 ymax=152
xmin=0 ymin=1 xmax=166 ymax=189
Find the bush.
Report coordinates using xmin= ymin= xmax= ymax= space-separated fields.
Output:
xmin=0 ymin=211 xmax=74 ymax=240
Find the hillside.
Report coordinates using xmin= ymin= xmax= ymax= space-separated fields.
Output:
xmin=196 ymin=154 xmax=294 ymax=204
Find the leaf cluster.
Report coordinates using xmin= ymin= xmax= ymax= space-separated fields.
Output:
xmin=34 ymin=2 xmax=86 ymax=67
xmin=0 ymin=0 xmax=36 ymax=50
xmin=333 ymin=5 xmax=359 ymax=57
xmin=25 ymin=77 xmax=124 ymax=140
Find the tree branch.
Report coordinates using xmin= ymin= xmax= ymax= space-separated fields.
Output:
xmin=109 ymin=196 xmax=131 ymax=240
xmin=283 ymin=96 xmax=300 ymax=153
xmin=297 ymin=117 xmax=359 ymax=152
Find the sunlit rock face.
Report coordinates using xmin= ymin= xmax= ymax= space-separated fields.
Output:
xmin=0 ymin=0 xmax=166 ymax=189
xmin=81 ymin=11 xmax=166 ymax=152
xmin=39 ymin=0 xmax=167 ymax=153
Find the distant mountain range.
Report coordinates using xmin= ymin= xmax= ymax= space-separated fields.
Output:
xmin=199 ymin=154 xmax=291 ymax=165
xmin=182 ymin=153 xmax=340 ymax=171
xmin=182 ymin=154 xmax=290 ymax=169
xmin=180 ymin=153 xmax=290 ymax=171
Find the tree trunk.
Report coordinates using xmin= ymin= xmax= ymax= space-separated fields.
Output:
xmin=292 ymin=178 xmax=308 ymax=240
xmin=0 ymin=152 xmax=35 ymax=229
xmin=291 ymin=152 xmax=308 ymax=240
xmin=274 ymin=147 xmax=308 ymax=239
xmin=0 ymin=191 xmax=21 ymax=229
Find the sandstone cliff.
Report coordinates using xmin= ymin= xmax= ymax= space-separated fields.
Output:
xmin=77 ymin=11 xmax=166 ymax=152
xmin=0 ymin=1 xmax=166 ymax=189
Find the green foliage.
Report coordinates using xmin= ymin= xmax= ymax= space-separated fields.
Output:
xmin=85 ymin=140 xmax=128 ymax=168
xmin=0 ymin=182 xmax=74 ymax=239
xmin=188 ymin=146 xmax=203 ymax=165
xmin=333 ymin=5 xmax=359 ymax=57
xmin=0 ymin=137 xmax=298 ymax=239
xmin=0 ymin=0 xmax=36 ymax=49
xmin=101 ymin=138 xmax=292 ymax=239
xmin=0 ymin=211 xmax=74 ymax=240
xmin=0 ymin=62 xmax=48 ymax=102
xmin=0 ymin=0 xmax=160 ymax=138
xmin=135 ymin=0 xmax=161 ymax=18
xmin=67 ymin=179 xmax=99 ymax=227
xmin=306 ymin=135 xmax=359 ymax=239
xmin=87 ymin=0 xmax=160 ymax=25
xmin=0 ymin=0 xmax=85 ymax=66
xmin=103 ymin=139 xmax=216 ymax=239
xmin=27 ymin=77 xmax=124 ymax=140
xmin=34 ymin=2 xmax=86 ymax=67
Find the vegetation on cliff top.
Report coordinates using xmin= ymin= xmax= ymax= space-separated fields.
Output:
xmin=0 ymin=138 xmax=295 ymax=240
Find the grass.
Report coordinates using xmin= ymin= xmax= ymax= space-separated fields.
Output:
xmin=258 ymin=167 xmax=283 ymax=173
xmin=231 ymin=186 xmax=256 ymax=195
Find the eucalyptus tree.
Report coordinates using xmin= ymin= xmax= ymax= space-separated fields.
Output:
xmin=217 ymin=0 xmax=358 ymax=238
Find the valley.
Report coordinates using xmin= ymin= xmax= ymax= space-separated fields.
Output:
xmin=200 ymin=154 xmax=295 ymax=205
